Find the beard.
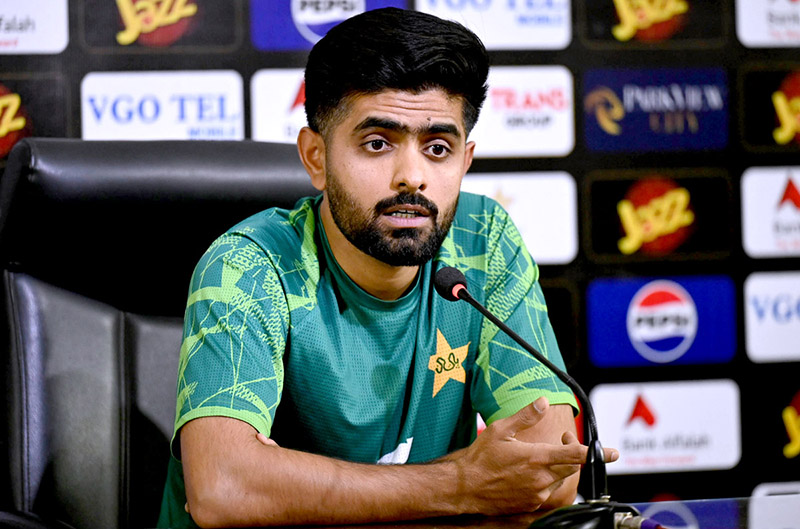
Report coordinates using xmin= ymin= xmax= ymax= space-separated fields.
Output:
xmin=325 ymin=170 xmax=458 ymax=267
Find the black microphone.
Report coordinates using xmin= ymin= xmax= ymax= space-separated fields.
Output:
xmin=434 ymin=266 xmax=642 ymax=529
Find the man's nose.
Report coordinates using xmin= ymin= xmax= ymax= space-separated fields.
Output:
xmin=390 ymin=146 xmax=427 ymax=193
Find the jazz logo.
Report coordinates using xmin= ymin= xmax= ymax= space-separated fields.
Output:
xmin=612 ymin=0 xmax=688 ymax=42
xmin=784 ymin=393 xmax=800 ymax=459
xmin=617 ymin=179 xmax=694 ymax=255
xmin=0 ymin=93 xmax=25 ymax=139
xmin=116 ymin=0 xmax=198 ymax=46
xmin=773 ymin=90 xmax=800 ymax=146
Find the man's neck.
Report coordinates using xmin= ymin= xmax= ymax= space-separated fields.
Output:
xmin=319 ymin=199 xmax=419 ymax=301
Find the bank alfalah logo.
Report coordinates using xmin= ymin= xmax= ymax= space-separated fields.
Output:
xmin=584 ymin=68 xmax=728 ymax=152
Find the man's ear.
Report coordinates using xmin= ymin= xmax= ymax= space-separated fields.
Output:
xmin=297 ymin=126 xmax=326 ymax=191
xmin=464 ymin=140 xmax=476 ymax=173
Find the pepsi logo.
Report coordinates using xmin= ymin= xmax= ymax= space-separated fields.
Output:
xmin=626 ymin=280 xmax=698 ymax=363
xmin=291 ymin=0 xmax=364 ymax=44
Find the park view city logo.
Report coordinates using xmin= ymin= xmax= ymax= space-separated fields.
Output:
xmin=251 ymin=0 xmax=404 ymax=51
xmin=616 ymin=178 xmax=694 ymax=256
xmin=251 ymin=69 xmax=307 ymax=144
xmin=741 ymin=167 xmax=800 ymax=257
xmin=470 ymin=66 xmax=574 ymax=157
xmin=583 ymin=68 xmax=727 ymax=152
xmin=590 ymin=380 xmax=741 ymax=474
xmin=114 ymin=0 xmax=198 ymax=46
xmin=0 ymin=0 xmax=68 ymax=54
xmin=784 ymin=391 xmax=800 ymax=460
xmin=0 ymin=82 xmax=30 ymax=158
xmin=611 ymin=0 xmax=688 ymax=42
xmin=81 ymin=71 xmax=244 ymax=140
xmin=460 ymin=172 xmax=578 ymax=265
xmin=737 ymin=0 xmax=800 ymax=47
xmin=587 ymin=276 xmax=736 ymax=367
xmin=415 ymin=0 xmax=571 ymax=50
xmin=745 ymin=272 xmax=800 ymax=363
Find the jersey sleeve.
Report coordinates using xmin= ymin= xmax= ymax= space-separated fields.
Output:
xmin=470 ymin=202 xmax=579 ymax=425
xmin=170 ymin=232 xmax=289 ymax=457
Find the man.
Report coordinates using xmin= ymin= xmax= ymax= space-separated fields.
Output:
xmin=158 ymin=8 xmax=617 ymax=529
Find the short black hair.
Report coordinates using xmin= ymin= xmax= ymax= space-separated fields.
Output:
xmin=304 ymin=8 xmax=489 ymax=137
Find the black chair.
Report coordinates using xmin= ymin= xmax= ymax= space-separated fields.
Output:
xmin=0 ymin=138 xmax=317 ymax=529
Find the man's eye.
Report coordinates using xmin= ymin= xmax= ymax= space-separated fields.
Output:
xmin=428 ymin=144 xmax=450 ymax=157
xmin=367 ymin=139 xmax=387 ymax=151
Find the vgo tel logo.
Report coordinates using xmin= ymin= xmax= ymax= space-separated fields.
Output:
xmin=469 ymin=66 xmax=573 ymax=157
xmin=611 ymin=0 xmax=688 ymax=42
xmin=292 ymin=0 xmax=364 ymax=44
xmin=627 ymin=280 xmax=697 ymax=363
xmin=772 ymin=71 xmax=800 ymax=146
xmin=784 ymin=390 xmax=800 ymax=460
xmin=81 ymin=71 xmax=243 ymax=141
xmin=590 ymin=380 xmax=741 ymax=474
xmin=583 ymin=68 xmax=727 ymax=152
xmin=617 ymin=177 xmax=694 ymax=256
xmin=741 ymin=167 xmax=800 ymax=257
xmin=460 ymin=172 xmax=578 ymax=265
xmin=745 ymin=272 xmax=800 ymax=363
xmin=416 ymin=0 xmax=571 ymax=50
xmin=0 ymin=82 xmax=30 ymax=157
xmin=251 ymin=69 xmax=307 ymax=144
xmin=736 ymin=0 xmax=800 ymax=48
xmin=115 ymin=0 xmax=198 ymax=46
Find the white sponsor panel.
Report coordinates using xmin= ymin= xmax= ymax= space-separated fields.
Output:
xmin=741 ymin=167 xmax=800 ymax=258
xmin=750 ymin=482 xmax=800 ymax=529
xmin=415 ymin=0 xmax=571 ymax=50
xmin=590 ymin=380 xmax=741 ymax=474
xmin=745 ymin=271 xmax=800 ymax=363
xmin=81 ymin=71 xmax=244 ymax=141
xmin=251 ymin=68 xmax=307 ymax=144
xmin=469 ymin=66 xmax=574 ymax=158
xmin=0 ymin=0 xmax=68 ymax=54
xmin=736 ymin=0 xmax=800 ymax=48
xmin=461 ymin=172 xmax=577 ymax=264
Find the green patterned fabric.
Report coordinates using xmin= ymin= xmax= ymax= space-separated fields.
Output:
xmin=158 ymin=192 xmax=577 ymax=528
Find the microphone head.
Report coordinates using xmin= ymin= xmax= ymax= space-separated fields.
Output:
xmin=434 ymin=266 xmax=468 ymax=302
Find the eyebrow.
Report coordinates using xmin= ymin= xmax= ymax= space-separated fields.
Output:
xmin=354 ymin=117 xmax=462 ymax=140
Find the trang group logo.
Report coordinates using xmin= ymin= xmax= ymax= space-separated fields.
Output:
xmin=415 ymin=0 xmax=571 ymax=50
xmin=583 ymin=68 xmax=728 ymax=152
xmin=81 ymin=71 xmax=244 ymax=140
xmin=460 ymin=172 xmax=577 ymax=265
xmin=251 ymin=0 xmax=404 ymax=51
xmin=616 ymin=178 xmax=694 ymax=256
xmin=590 ymin=380 xmax=741 ymax=474
xmin=737 ymin=0 xmax=800 ymax=48
xmin=741 ymin=167 xmax=800 ymax=257
xmin=0 ymin=82 xmax=30 ymax=158
xmin=587 ymin=276 xmax=736 ymax=367
xmin=251 ymin=69 xmax=307 ymax=144
xmin=470 ymin=66 xmax=574 ymax=158
xmin=626 ymin=280 xmax=697 ymax=364
xmin=745 ymin=272 xmax=800 ymax=363
xmin=0 ymin=0 xmax=68 ymax=54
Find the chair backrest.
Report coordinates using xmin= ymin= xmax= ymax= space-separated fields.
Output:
xmin=0 ymin=138 xmax=317 ymax=529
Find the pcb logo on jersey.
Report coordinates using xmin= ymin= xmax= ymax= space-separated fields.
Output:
xmin=626 ymin=280 xmax=698 ymax=363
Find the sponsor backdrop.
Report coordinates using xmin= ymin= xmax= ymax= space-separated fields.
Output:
xmin=1 ymin=0 xmax=798 ymax=506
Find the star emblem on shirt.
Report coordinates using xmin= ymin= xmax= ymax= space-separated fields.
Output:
xmin=428 ymin=329 xmax=469 ymax=397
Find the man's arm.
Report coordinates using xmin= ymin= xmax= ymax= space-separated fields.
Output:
xmin=182 ymin=397 xmax=617 ymax=528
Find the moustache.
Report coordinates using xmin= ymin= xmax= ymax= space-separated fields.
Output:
xmin=373 ymin=193 xmax=439 ymax=217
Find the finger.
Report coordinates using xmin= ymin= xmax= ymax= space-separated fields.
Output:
xmin=184 ymin=502 xmax=190 ymax=513
xmin=534 ymin=442 xmax=591 ymax=466
xmin=561 ymin=430 xmax=579 ymax=445
xmin=494 ymin=397 xmax=549 ymax=438
xmin=256 ymin=433 xmax=278 ymax=447
xmin=604 ymin=447 xmax=619 ymax=462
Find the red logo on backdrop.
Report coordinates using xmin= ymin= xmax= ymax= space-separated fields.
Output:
xmin=617 ymin=178 xmax=695 ymax=256
xmin=779 ymin=179 xmax=800 ymax=210
xmin=784 ymin=391 xmax=800 ymax=459
xmin=290 ymin=80 xmax=306 ymax=112
xmin=115 ymin=0 xmax=198 ymax=47
xmin=489 ymin=87 xmax=568 ymax=112
xmin=772 ymin=71 xmax=800 ymax=146
xmin=627 ymin=394 xmax=657 ymax=427
xmin=0 ymin=83 xmax=31 ymax=158
xmin=612 ymin=0 xmax=689 ymax=42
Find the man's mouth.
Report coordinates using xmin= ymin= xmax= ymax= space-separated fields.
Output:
xmin=382 ymin=204 xmax=431 ymax=219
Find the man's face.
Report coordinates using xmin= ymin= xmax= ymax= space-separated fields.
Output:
xmin=320 ymin=88 xmax=475 ymax=267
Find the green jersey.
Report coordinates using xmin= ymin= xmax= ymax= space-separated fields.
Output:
xmin=158 ymin=192 xmax=577 ymax=528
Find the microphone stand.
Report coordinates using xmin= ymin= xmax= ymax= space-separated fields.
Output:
xmin=437 ymin=270 xmax=642 ymax=529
